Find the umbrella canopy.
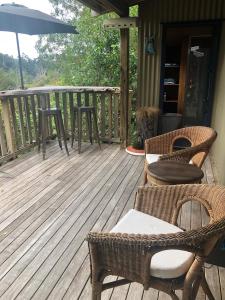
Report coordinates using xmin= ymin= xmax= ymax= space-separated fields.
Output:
xmin=0 ymin=3 xmax=78 ymax=88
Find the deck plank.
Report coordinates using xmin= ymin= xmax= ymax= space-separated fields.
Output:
xmin=0 ymin=146 xmax=222 ymax=299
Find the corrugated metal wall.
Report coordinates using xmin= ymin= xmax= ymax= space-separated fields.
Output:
xmin=137 ymin=0 xmax=225 ymax=107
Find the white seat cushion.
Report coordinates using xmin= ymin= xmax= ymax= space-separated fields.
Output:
xmin=111 ymin=209 xmax=194 ymax=279
xmin=146 ymin=153 xmax=193 ymax=165
xmin=145 ymin=154 xmax=161 ymax=164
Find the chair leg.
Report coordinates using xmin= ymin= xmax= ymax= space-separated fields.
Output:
xmin=143 ymin=170 xmax=148 ymax=185
xmin=92 ymin=108 xmax=101 ymax=150
xmin=92 ymin=281 xmax=103 ymax=300
xmin=54 ymin=115 xmax=62 ymax=150
xmin=201 ymin=273 xmax=215 ymax=300
xmin=58 ymin=111 xmax=69 ymax=156
xmin=169 ymin=291 xmax=179 ymax=300
xmin=191 ymin=273 xmax=203 ymax=299
xmin=78 ymin=110 xmax=82 ymax=154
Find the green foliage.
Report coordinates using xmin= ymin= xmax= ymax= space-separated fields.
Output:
xmin=0 ymin=67 xmax=18 ymax=90
xmin=36 ymin=1 xmax=138 ymax=89
xmin=0 ymin=53 xmax=43 ymax=90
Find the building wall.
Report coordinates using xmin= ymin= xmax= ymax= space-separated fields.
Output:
xmin=138 ymin=0 xmax=225 ymax=108
xmin=138 ymin=0 xmax=225 ymax=183
xmin=211 ymin=23 xmax=225 ymax=184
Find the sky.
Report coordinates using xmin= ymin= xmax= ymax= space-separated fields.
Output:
xmin=0 ymin=0 xmax=53 ymax=58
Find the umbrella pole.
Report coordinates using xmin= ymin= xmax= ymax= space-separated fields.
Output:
xmin=15 ymin=32 xmax=24 ymax=89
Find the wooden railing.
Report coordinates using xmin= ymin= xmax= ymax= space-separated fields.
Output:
xmin=0 ymin=86 xmax=133 ymax=162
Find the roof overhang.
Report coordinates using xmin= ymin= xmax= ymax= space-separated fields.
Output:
xmin=77 ymin=0 xmax=144 ymax=16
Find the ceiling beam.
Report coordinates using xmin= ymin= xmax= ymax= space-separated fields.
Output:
xmin=77 ymin=0 xmax=106 ymax=14
xmin=100 ymin=0 xmax=129 ymax=16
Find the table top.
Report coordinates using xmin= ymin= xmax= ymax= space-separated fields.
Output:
xmin=147 ymin=161 xmax=204 ymax=184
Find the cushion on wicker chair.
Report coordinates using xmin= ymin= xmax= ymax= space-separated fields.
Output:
xmin=146 ymin=154 xmax=161 ymax=164
xmin=111 ymin=209 xmax=194 ymax=279
xmin=146 ymin=154 xmax=193 ymax=165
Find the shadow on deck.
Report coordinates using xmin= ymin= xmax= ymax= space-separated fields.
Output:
xmin=0 ymin=143 xmax=223 ymax=300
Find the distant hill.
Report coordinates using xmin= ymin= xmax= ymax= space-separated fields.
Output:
xmin=0 ymin=53 xmax=43 ymax=90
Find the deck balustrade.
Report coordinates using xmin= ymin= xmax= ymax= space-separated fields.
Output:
xmin=0 ymin=86 xmax=132 ymax=162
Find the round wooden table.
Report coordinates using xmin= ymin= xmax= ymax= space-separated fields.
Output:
xmin=147 ymin=161 xmax=204 ymax=185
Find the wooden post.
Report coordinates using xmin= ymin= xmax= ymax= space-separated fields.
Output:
xmin=1 ymin=97 xmax=16 ymax=155
xmin=120 ymin=27 xmax=129 ymax=148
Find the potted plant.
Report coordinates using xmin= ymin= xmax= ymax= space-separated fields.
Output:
xmin=126 ymin=107 xmax=159 ymax=155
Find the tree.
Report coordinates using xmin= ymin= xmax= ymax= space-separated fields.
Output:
xmin=36 ymin=1 xmax=138 ymax=89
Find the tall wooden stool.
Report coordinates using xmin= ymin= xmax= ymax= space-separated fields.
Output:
xmin=38 ymin=108 xmax=69 ymax=159
xmin=71 ymin=106 xmax=101 ymax=153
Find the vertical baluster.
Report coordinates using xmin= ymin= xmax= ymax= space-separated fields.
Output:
xmin=62 ymin=93 xmax=68 ymax=137
xmin=128 ymin=91 xmax=133 ymax=145
xmin=24 ymin=95 xmax=33 ymax=144
xmin=69 ymin=92 xmax=74 ymax=139
xmin=1 ymin=97 xmax=16 ymax=155
xmin=108 ymin=93 xmax=112 ymax=142
xmin=17 ymin=96 xmax=26 ymax=147
xmin=77 ymin=93 xmax=81 ymax=107
xmin=30 ymin=94 xmax=38 ymax=142
xmin=9 ymin=96 xmax=19 ymax=148
xmin=76 ymin=93 xmax=82 ymax=141
xmin=85 ymin=92 xmax=89 ymax=106
xmin=93 ymin=92 xmax=97 ymax=109
xmin=36 ymin=94 xmax=41 ymax=108
xmin=55 ymin=92 xmax=60 ymax=108
xmin=84 ymin=92 xmax=90 ymax=140
xmin=92 ymin=93 xmax=97 ymax=142
xmin=0 ymin=109 xmax=7 ymax=156
xmin=100 ymin=93 xmax=106 ymax=139
xmin=114 ymin=92 xmax=119 ymax=139
xmin=47 ymin=93 xmax=53 ymax=137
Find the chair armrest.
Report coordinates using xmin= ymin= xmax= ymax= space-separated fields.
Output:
xmin=87 ymin=228 xmax=215 ymax=288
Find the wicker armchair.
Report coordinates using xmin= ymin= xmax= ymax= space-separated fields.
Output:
xmin=87 ymin=184 xmax=225 ymax=300
xmin=144 ymin=126 xmax=217 ymax=184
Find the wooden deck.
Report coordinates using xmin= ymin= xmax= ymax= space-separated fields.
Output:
xmin=0 ymin=143 xmax=223 ymax=299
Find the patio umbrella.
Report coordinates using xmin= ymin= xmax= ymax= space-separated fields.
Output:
xmin=0 ymin=3 xmax=78 ymax=89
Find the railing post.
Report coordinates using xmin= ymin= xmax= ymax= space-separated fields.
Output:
xmin=1 ymin=97 xmax=16 ymax=155
xmin=120 ymin=27 xmax=129 ymax=148
xmin=0 ymin=112 xmax=7 ymax=156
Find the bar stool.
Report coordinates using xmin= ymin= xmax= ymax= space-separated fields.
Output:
xmin=71 ymin=106 xmax=101 ymax=154
xmin=38 ymin=108 xmax=69 ymax=159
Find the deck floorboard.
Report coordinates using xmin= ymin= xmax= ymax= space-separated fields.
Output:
xmin=0 ymin=146 xmax=223 ymax=299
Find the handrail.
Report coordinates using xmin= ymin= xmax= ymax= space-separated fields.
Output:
xmin=0 ymin=86 xmax=133 ymax=163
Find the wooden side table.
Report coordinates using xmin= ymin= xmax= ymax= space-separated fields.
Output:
xmin=147 ymin=161 xmax=204 ymax=185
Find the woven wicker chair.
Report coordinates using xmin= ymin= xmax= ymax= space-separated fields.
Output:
xmin=144 ymin=126 xmax=217 ymax=184
xmin=87 ymin=184 xmax=225 ymax=300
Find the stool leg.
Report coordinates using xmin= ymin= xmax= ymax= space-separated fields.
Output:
xmin=86 ymin=111 xmax=93 ymax=144
xmin=78 ymin=110 xmax=82 ymax=154
xmin=54 ymin=115 xmax=62 ymax=150
xmin=58 ymin=111 xmax=69 ymax=156
xmin=92 ymin=108 xmax=101 ymax=149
